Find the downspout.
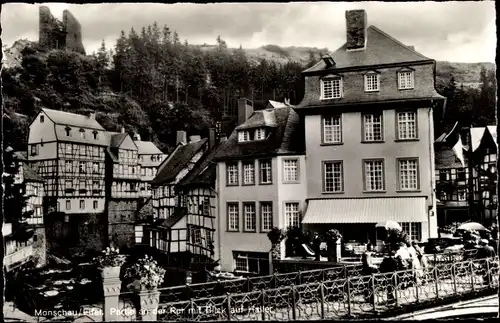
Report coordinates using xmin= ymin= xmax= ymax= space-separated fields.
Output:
xmin=428 ymin=102 xmax=437 ymax=239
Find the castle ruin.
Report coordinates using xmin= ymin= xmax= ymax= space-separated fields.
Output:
xmin=39 ymin=6 xmax=86 ymax=55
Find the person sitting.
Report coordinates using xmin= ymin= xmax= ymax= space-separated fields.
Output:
xmin=395 ymin=242 xmax=411 ymax=270
xmin=362 ymin=243 xmax=378 ymax=275
xmin=379 ymin=250 xmax=398 ymax=304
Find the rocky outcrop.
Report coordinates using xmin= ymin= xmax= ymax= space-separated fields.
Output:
xmin=38 ymin=6 xmax=86 ymax=55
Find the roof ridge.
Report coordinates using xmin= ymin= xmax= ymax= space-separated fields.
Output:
xmin=368 ymin=25 xmax=430 ymax=61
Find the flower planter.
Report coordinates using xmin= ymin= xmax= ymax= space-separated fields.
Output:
xmin=101 ymin=266 xmax=121 ymax=279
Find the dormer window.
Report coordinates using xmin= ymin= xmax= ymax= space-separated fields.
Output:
xmin=364 ymin=72 xmax=380 ymax=92
xmin=398 ymin=69 xmax=414 ymax=90
xmin=65 ymin=126 xmax=72 ymax=137
xmin=40 ymin=115 xmax=44 ymax=123
xmin=80 ymin=129 xmax=86 ymax=139
xmin=151 ymin=155 xmax=156 ymax=162
xmin=238 ymin=130 xmax=251 ymax=142
xmin=321 ymin=76 xmax=343 ymax=99
xmin=255 ymin=128 xmax=266 ymax=140
xmin=93 ymin=131 xmax=98 ymax=140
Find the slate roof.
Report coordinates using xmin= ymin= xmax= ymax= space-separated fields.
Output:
xmin=303 ymin=26 xmax=432 ymax=74
xmin=214 ymin=106 xmax=306 ymax=161
xmin=153 ymin=210 xmax=186 ymax=229
xmin=434 ymin=143 xmax=468 ymax=169
xmin=151 ymin=139 xmax=208 ymax=185
xmin=135 ymin=140 xmax=163 ymax=155
xmin=178 ymin=141 xmax=226 ymax=188
xmin=22 ymin=162 xmax=45 ymax=182
xmin=235 ymin=109 xmax=278 ymax=130
xmin=109 ymin=132 xmax=129 ymax=148
xmin=42 ymin=108 xmax=105 ymax=130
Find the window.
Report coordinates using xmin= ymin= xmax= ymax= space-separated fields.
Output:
xmin=92 ymin=181 xmax=99 ymax=190
xmin=227 ymin=203 xmax=239 ymax=231
xmin=439 ymin=170 xmax=450 ymax=182
xmin=238 ymin=130 xmax=251 ymax=142
xmin=323 ymin=116 xmax=342 ymax=144
xmin=398 ymin=159 xmax=419 ymax=190
xmin=65 ymin=160 xmax=72 ymax=173
xmin=398 ymin=71 xmax=414 ymax=89
xmin=79 ymin=161 xmax=86 ymax=173
xmin=226 ymin=163 xmax=239 ymax=186
xmin=80 ymin=200 xmax=85 ymax=209
xmin=321 ymin=77 xmax=343 ymax=99
xmin=283 ymin=159 xmax=299 ymax=183
xmin=34 ymin=187 xmax=39 ymax=196
xmin=40 ymin=115 xmax=44 ymax=123
xmin=255 ymin=128 xmax=266 ymax=140
xmin=79 ymin=180 xmax=86 ymax=190
xmin=243 ymin=203 xmax=256 ymax=232
xmin=65 ymin=180 xmax=72 ymax=190
xmin=80 ymin=129 xmax=86 ymax=139
xmin=233 ymin=252 xmax=269 ymax=275
xmin=456 ymin=169 xmax=466 ymax=181
xmin=93 ymin=200 xmax=98 ymax=209
xmin=285 ymin=202 xmax=300 ymax=229
xmin=401 ymin=222 xmax=422 ymax=242
xmin=93 ymin=147 xmax=99 ymax=157
xmin=243 ymin=161 xmax=255 ymax=185
xmin=191 ymin=227 xmax=202 ymax=245
xmin=235 ymin=254 xmax=249 ymax=272
xmin=93 ymin=131 xmax=98 ymax=140
xmin=80 ymin=146 xmax=87 ymax=156
xmin=135 ymin=226 xmax=143 ymax=243
xmin=30 ymin=144 xmax=38 ymax=156
xmin=66 ymin=144 xmax=72 ymax=155
xmin=261 ymin=202 xmax=273 ymax=232
xmin=364 ymin=73 xmax=380 ymax=92
xmin=323 ymin=161 xmax=343 ymax=192
xmin=397 ymin=111 xmax=417 ymax=140
xmin=66 ymin=200 xmax=71 ymax=210
xmin=259 ymin=160 xmax=272 ymax=184
xmin=202 ymin=198 xmax=210 ymax=215
xmin=364 ymin=160 xmax=385 ymax=191
xmin=363 ymin=113 xmax=384 ymax=142
xmin=457 ymin=189 xmax=467 ymax=201
xmin=93 ymin=162 xmax=99 ymax=173
xmin=65 ymin=126 xmax=72 ymax=137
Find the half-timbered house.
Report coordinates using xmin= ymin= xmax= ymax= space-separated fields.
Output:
xmin=27 ymin=108 xmax=108 ymax=254
xmin=105 ymin=130 xmax=141 ymax=248
xmin=132 ymin=133 xmax=166 ymax=199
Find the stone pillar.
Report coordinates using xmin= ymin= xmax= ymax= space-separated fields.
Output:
xmin=102 ymin=267 xmax=122 ymax=322
xmin=139 ymin=289 xmax=160 ymax=321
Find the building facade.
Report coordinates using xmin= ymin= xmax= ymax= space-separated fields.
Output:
xmin=296 ymin=10 xmax=444 ymax=246
xmin=214 ymin=99 xmax=306 ymax=274
xmin=133 ymin=134 xmax=166 ymax=198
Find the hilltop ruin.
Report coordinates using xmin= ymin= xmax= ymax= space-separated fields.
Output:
xmin=39 ymin=6 xmax=86 ymax=55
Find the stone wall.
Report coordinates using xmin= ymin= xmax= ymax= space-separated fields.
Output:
xmin=38 ymin=6 xmax=86 ymax=55
xmin=108 ymin=200 xmax=138 ymax=249
xmin=32 ymin=226 xmax=47 ymax=266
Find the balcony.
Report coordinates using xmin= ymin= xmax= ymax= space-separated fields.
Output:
xmin=4 ymin=244 xmax=33 ymax=271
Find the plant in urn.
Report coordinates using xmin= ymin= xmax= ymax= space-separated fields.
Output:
xmin=124 ymin=255 xmax=166 ymax=291
xmin=325 ymin=229 xmax=343 ymax=262
xmin=94 ymin=246 xmax=126 ymax=279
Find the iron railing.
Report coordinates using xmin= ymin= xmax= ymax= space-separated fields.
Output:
xmin=153 ymin=257 xmax=498 ymax=321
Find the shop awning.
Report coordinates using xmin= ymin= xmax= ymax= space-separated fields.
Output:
xmin=302 ymin=197 xmax=428 ymax=224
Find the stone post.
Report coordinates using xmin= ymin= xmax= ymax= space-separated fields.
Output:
xmin=139 ymin=289 xmax=160 ymax=321
xmin=102 ymin=267 xmax=122 ymax=322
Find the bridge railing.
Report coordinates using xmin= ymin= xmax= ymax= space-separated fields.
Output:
xmin=153 ymin=256 xmax=498 ymax=321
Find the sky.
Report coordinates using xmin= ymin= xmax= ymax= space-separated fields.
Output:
xmin=1 ymin=2 xmax=496 ymax=63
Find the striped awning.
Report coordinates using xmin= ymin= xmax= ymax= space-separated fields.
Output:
xmin=302 ymin=197 xmax=428 ymax=224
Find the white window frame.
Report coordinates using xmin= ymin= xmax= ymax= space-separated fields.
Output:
xmin=322 ymin=115 xmax=342 ymax=144
xmin=243 ymin=162 xmax=255 ymax=185
xmin=283 ymin=159 xmax=299 ymax=183
xmin=238 ymin=130 xmax=251 ymax=142
xmin=398 ymin=71 xmax=414 ymax=90
xmin=401 ymin=222 xmax=422 ymax=242
xmin=259 ymin=160 xmax=272 ymax=184
xmin=243 ymin=203 xmax=256 ymax=232
xmin=398 ymin=158 xmax=419 ymax=191
xmin=255 ymin=128 xmax=266 ymax=140
xmin=234 ymin=254 xmax=249 ymax=272
xmin=397 ymin=111 xmax=418 ymax=140
xmin=65 ymin=160 xmax=72 ymax=173
xmin=364 ymin=159 xmax=385 ymax=191
xmin=285 ymin=202 xmax=300 ymax=229
xmin=228 ymin=203 xmax=239 ymax=232
xmin=135 ymin=226 xmax=143 ymax=243
xmin=65 ymin=180 xmax=73 ymax=190
xmin=227 ymin=163 xmax=239 ymax=186
xmin=321 ymin=77 xmax=343 ymax=99
xmin=364 ymin=73 xmax=380 ymax=92
xmin=323 ymin=161 xmax=343 ymax=193
xmin=363 ymin=113 xmax=384 ymax=142
xmin=260 ymin=202 xmax=273 ymax=232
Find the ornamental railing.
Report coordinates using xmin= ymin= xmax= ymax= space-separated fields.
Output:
xmin=153 ymin=257 xmax=498 ymax=321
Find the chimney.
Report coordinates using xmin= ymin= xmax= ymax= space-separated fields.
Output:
xmin=209 ymin=128 xmax=216 ymax=149
xmin=87 ymin=112 xmax=96 ymax=120
xmin=345 ymin=10 xmax=367 ymax=51
xmin=120 ymin=127 xmax=125 ymax=134
xmin=189 ymin=135 xmax=201 ymax=143
xmin=133 ymin=133 xmax=141 ymax=141
xmin=237 ymin=98 xmax=254 ymax=126
xmin=176 ymin=130 xmax=187 ymax=145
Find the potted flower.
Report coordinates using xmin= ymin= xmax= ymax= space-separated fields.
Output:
xmin=124 ymin=255 xmax=166 ymax=291
xmin=325 ymin=229 xmax=343 ymax=262
xmin=94 ymin=247 xmax=127 ymax=279
xmin=267 ymin=227 xmax=286 ymax=262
